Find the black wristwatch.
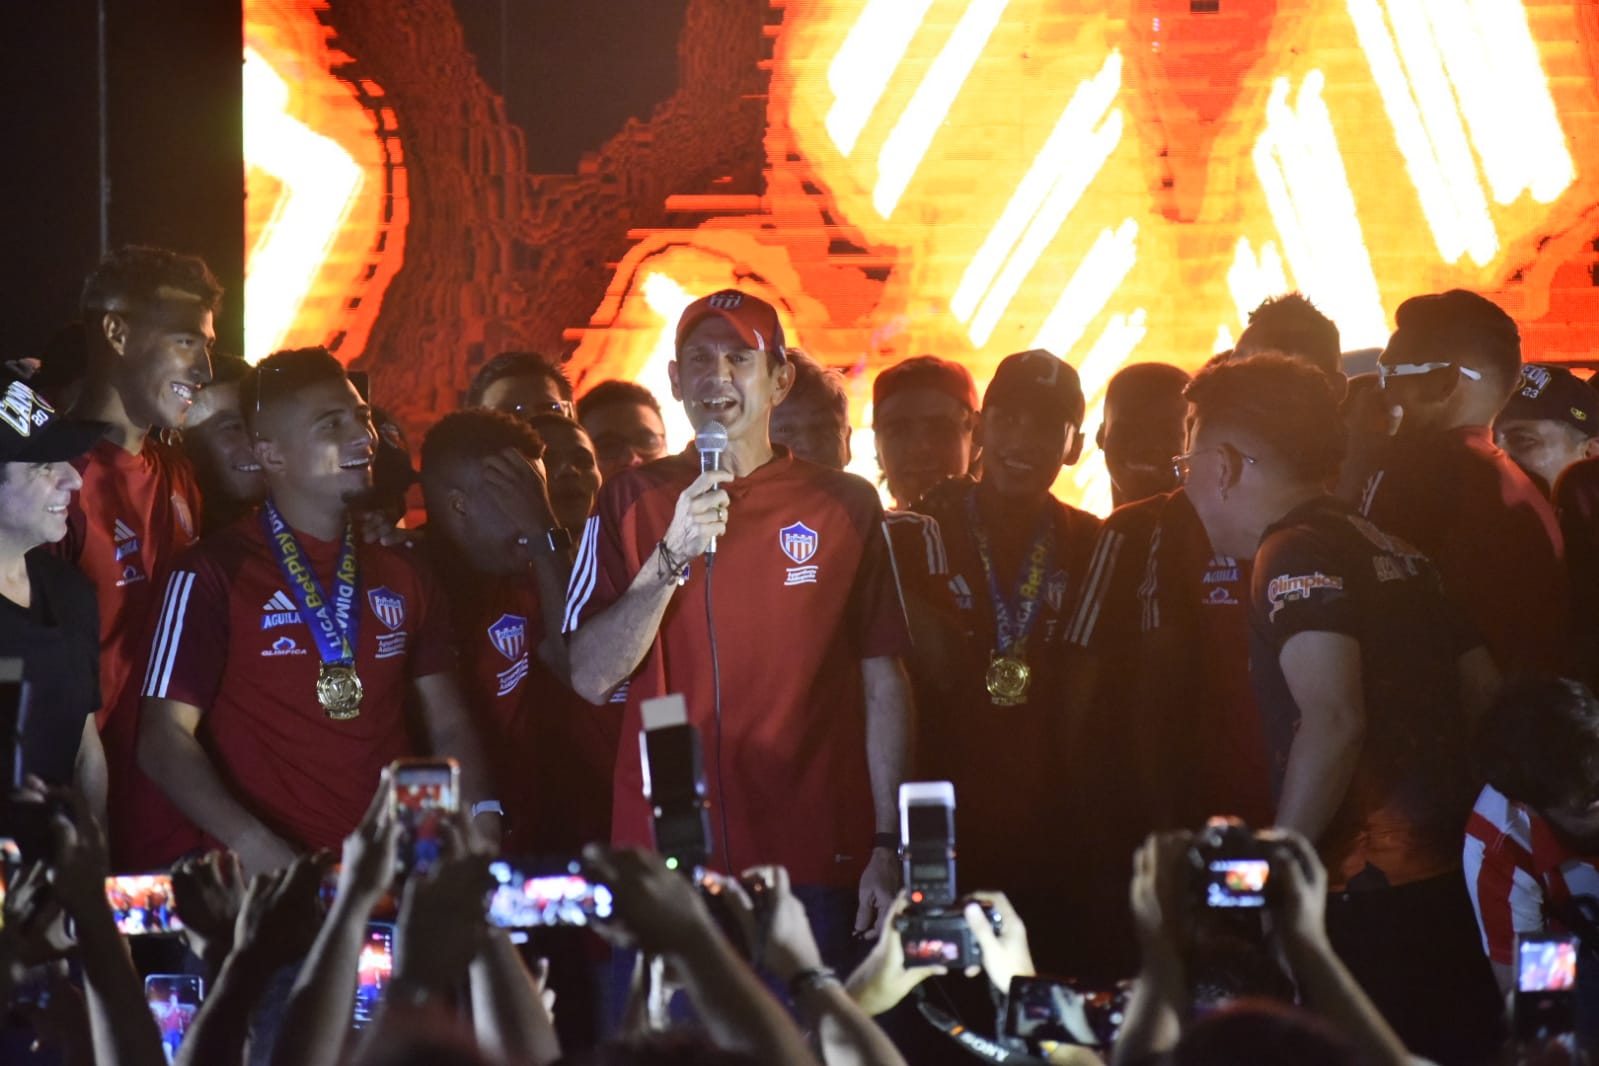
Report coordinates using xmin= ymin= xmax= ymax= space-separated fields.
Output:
xmin=517 ymin=527 xmax=573 ymax=558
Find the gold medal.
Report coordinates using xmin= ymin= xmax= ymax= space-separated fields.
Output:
xmin=985 ymin=653 xmax=1030 ymax=707
xmin=317 ymin=662 xmax=364 ymax=721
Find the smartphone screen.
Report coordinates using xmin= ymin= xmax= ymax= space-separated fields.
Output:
xmin=353 ymin=922 xmax=394 ymax=1030
xmin=1203 ymin=858 xmax=1270 ymax=909
xmin=1514 ymin=933 xmax=1578 ymax=1040
xmin=390 ymin=759 xmax=458 ymax=876
xmin=105 ymin=874 xmax=184 ymax=935
xmin=487 ymin=860 xmax=613 ymax=928
xmin=145 ymin=975 xmax=203 ymax=1057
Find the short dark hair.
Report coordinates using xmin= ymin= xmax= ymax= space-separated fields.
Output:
xmin=463 ymin=351 xmax=572 ymax=409
xmin=239 ymin=347 xmax=350 ymax=437
xmin=80 ymin=244 xmax=223 ymax=317
xmin=1104 ymin=361 xmax=1191 ymax=414
xmin=1476 ymin=676 xmax=1599 ymax=811
xmin=208 ymin=351 xmax=250 ymax=386
xmin=1383 ymin=289 xmax=1521 ymax=385
xmin=1235 ymin=293 xmax=1341 ymax=382
xmin=576 ymin=379 xmax=662 ymax=423
xmin=526 ymin=410 xmax=590 ymax=444
xmin=1183 ymin=353 xmax=1346 ymax=484
xmin=420 ymin=408 xmax=545 ymax=502
xmin=780 ymin=349 xmax=849 ymax=424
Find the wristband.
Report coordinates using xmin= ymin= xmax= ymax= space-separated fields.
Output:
xmin=471 ymin=800 xmax=504 ymax=819
xmin=788 ymin=965 xmax=839 ymax=999
xmin=872 ymin=832 xmax=899 ymax=851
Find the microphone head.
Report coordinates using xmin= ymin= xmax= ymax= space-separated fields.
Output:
xmin=695 ymin=421 xmax=729 ymax=454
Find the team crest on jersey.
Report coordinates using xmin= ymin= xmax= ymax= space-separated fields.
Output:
xmin=780 ymin=522 xmax=818 ymax=564
xmin=1045 ymin=570 xmax=1067 ymax=613
xmin=367 ymin=587 xmax=406 ymax=631
xmin=487 ymin=614 xmax=527 ymax=662
xmin=779 ymin=521 xmax=819 ymax=586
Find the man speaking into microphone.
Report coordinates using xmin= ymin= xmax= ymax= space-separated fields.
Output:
xmin=564 ymin=290 xmax=912 ymax=959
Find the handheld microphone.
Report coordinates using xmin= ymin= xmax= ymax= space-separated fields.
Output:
xmin=696 ymin=422 xmax=729 ymax=556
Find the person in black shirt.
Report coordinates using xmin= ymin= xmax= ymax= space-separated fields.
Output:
xmin=1179 ymin=353 xmax=1502 ymax=1063
xmin=0 ymin=377 xmax=110 ymax=823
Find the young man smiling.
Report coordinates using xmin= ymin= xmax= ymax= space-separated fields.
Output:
xmin=54 ymin=245 xmax=217 ymax=865
xmin=138 ymin=347 xmax=493 ymax=874
xmin=909 ymin=349 xmax=1101 ymax=967
xmin=564 ymin=289 xmax=911 ymax=960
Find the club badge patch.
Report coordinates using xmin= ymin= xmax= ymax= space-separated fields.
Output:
xmin=367 ymin=587 xmax=406 ymax=631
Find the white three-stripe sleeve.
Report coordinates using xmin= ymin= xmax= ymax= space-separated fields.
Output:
xmin=1066 ymin=527 xmax=1123 ymax=648
xmin=143 ymin=569 xmax=198 ymax=699
xmin=562 ymin=515 xmax=602 ymax=635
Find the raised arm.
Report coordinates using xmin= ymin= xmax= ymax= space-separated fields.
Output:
xmin=565 ymin=469 xmax=730 ymax=703
xmin=271 ymin=778 xmax=400 ymax=1066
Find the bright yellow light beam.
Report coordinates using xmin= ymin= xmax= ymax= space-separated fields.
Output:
xmin=951 ymin=51 xmax=1123 ymax=326
xmin=968 ymin=109 xmax=1122 ymax=347
xmin=1254 ymin=73 xmax=1389 ymax=348
xmin=1029 ymin=219 xmax=1139 ymax=357
xmin=1346 ymin=0 xmax=1497 ymax=265
xmin=1428 ymin=0 xmax=1573 ymax=204
xmin=243 ymin=48 xmax=365 ymax=362
xmin=826 ymin=0 xmax=937 ymax=157
xmin=873 ymin=0 xmax=1013 ymax=218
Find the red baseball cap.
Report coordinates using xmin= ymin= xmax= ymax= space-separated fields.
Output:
xmin=872 ymin=355 xmax=979 ymax=413
xmin=675 ymin=290 xmax=787 ymax=361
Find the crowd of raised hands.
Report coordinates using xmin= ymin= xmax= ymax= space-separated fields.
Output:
xmin=0 ymin=773 xmax=1522 ymax=1066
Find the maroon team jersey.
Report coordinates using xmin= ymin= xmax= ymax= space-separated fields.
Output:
xmin=1068 ymin=490 xmax=1273 ymax=829
xmin=141 ymin=512 xmax=454 ymax=852
xmin=55 ymin=438 xmax=202 ymax=728
xmin=52 ymin=438 xmax=204 ymax=868
xmin=1357 ymin=426 xmax=1564 ymax=674
xmin=563 ymin=448 xmax=910 ymax=887
xmin=435 ymin=554 xmax=619 ymax=857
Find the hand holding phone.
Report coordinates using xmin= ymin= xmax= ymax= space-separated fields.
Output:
xmin=105 ymin=874 xmax=184 ymax=936
xmin=388 ymin=758 xmax=459 ymax=877
xmin=146 ymin=975 xmax=203 ymax=1057
xmin=1514 ymin=932 xmax=1578 ymax=1042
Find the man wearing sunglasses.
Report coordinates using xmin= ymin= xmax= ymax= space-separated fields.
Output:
xmin=1181 ymin=352 xmax=1503 ymax=1061
xmin=1353 ymin=289 xmax=1564 ymax=675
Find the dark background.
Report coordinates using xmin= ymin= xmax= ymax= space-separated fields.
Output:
xmin=0 ymin=0 xmax=688 ymax=363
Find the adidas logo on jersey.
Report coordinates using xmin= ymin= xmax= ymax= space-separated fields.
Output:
xmin=113 ymin=519 xmax=140 ymax=562
xmin=261 ymin=591 xmax=300 ymax=630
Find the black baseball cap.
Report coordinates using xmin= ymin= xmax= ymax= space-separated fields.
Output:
xmin=1498 ymin=364 xmax=1599 ymax=434
xmin=982 ymin=349 xmax=1085 ymax=427
xmin=0 ymin=377 xmax=107 ymax=463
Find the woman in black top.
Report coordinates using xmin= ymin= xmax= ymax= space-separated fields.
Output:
xmin=0 ymin=376 xmax=108 ymax=824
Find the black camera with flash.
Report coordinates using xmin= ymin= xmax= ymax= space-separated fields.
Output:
xmin=894 ymin=781 xmax=1000 ymax=969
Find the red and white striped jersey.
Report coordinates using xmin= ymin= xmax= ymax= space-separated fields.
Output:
xmin=1463 ymin=784 xmax=1599 ymax=964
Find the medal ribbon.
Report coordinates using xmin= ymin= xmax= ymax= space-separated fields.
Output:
xmin=262 ymin=499 xmax=361 ymax=668
xmin=965 ymin=491 xmax=1054 ymax=657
